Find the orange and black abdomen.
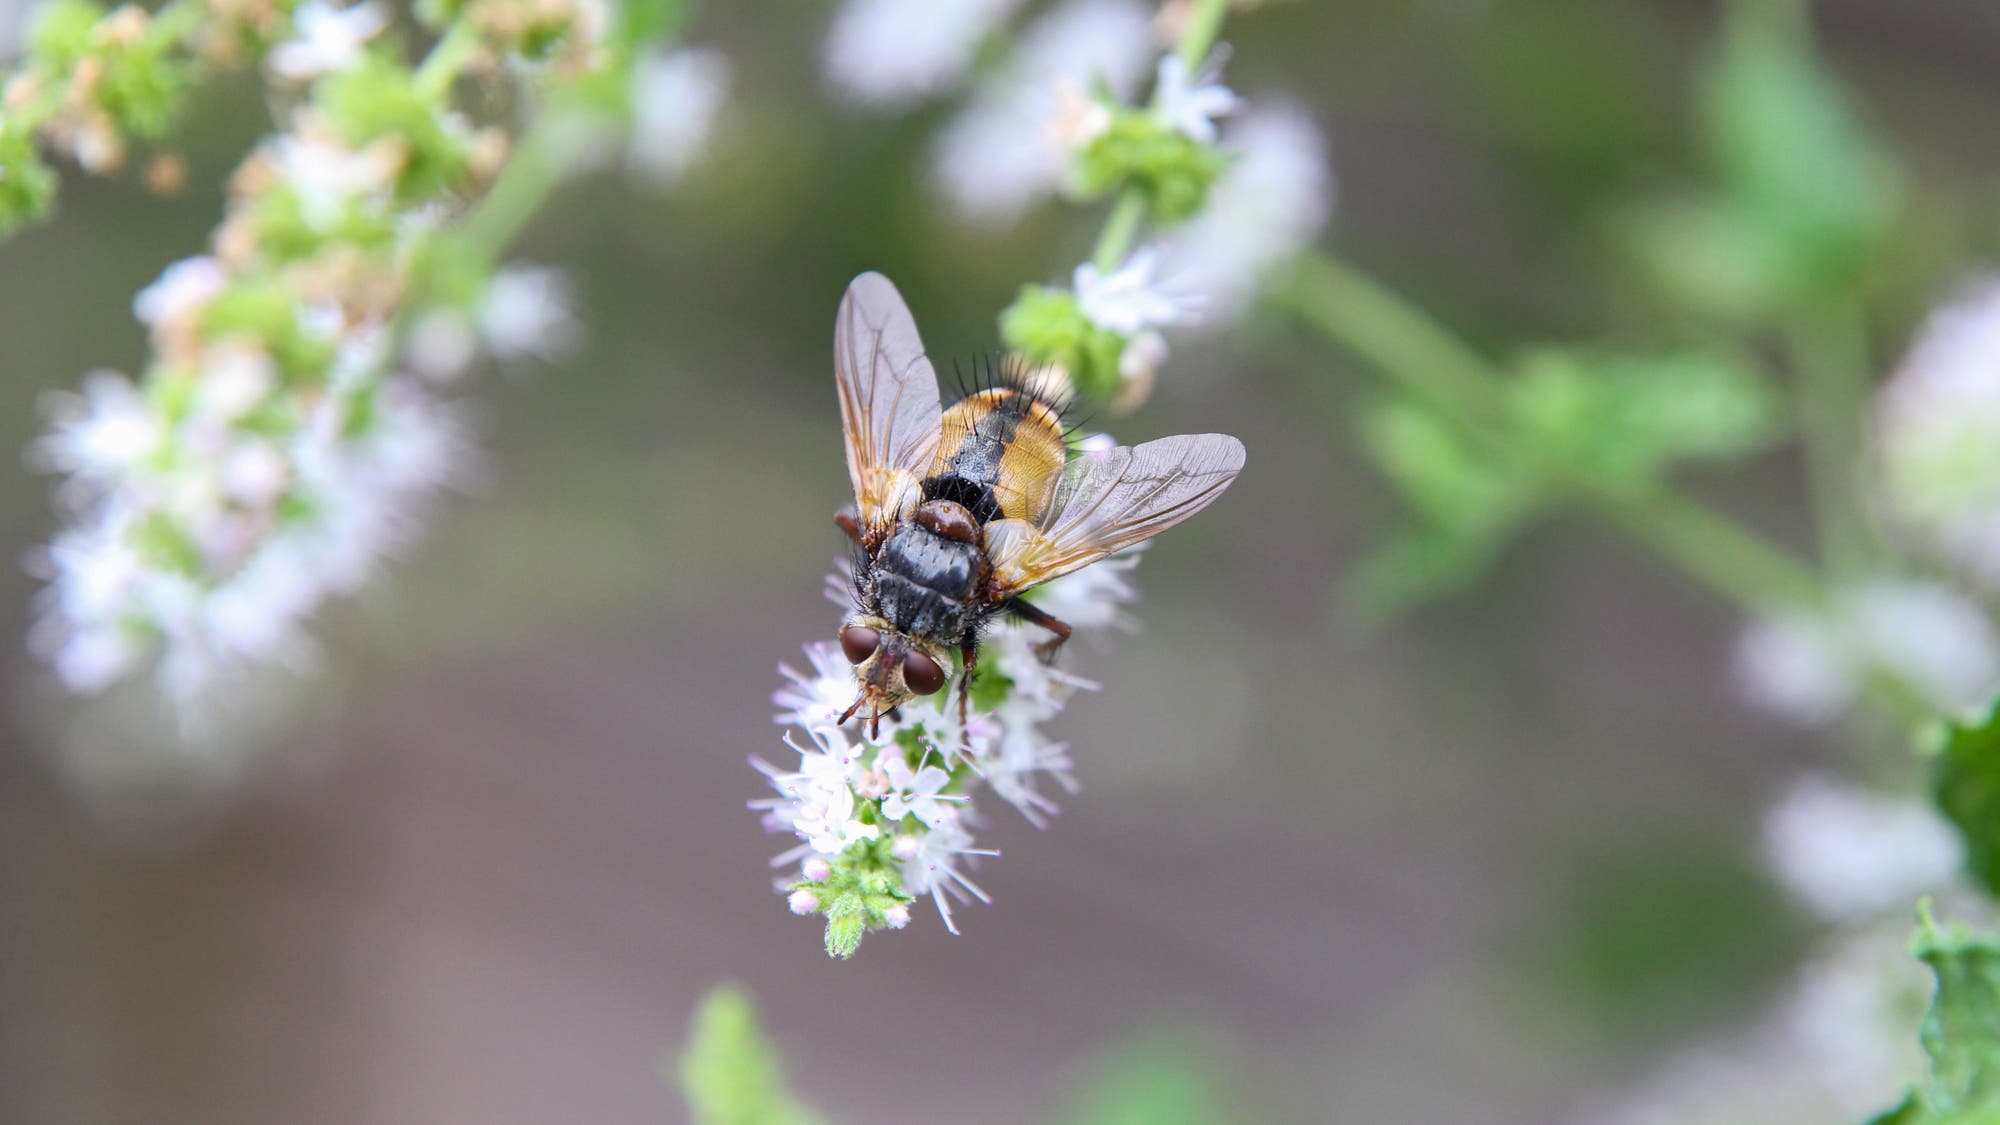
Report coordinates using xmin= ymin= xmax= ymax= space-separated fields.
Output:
xmin=924 ymin=387 xmax=1067 ymax=524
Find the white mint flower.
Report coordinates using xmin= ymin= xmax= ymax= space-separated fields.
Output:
xmin=628 ymin=48 xmax=731 ymax=186
xmin=477 ymin=264 xmax=583 ymax=363
xmin=1875 ymin=277 xmax=2000 ymax=587
xmin=132 ymin=256 xmax=227 ymax=332
xmin=1574 ymin=921 xmax=1934 ymax=1125
xmin=1733 ymin=580 xmax=2000 ymax=725
xmin=823 ymin=0 xmax=1022 ymax=108
xmin=897 ymin=813 xmax=996 ymax=935
xmin=270 ymin=131 xmax=400 ymax=228
xmin=880 ymin=756 xmax=956 ymax=827
xmin=931 ymin=0 xmax=1154 ymax=224
xmin=1164 ymin=101 xmax=1333 ymax=326
xmin=31 ymin=370 xmax=160 ymax=482
xmin=1150 ymin=54 xmax=1239 ymax=144
xmin=1074 ymin=248 xmax=1200 ymax=335
xmin=1762 ymin=774 xmax=1964 ymax=922
xmin=793 ymin=779 xmax=880 ymax=855
xmin=774 ymin=641 xmax=859 ymax=729
xmin=268 ymin=1 xmax=390 ymax=83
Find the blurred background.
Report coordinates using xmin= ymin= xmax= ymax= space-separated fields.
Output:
xmin=5 ymin=1 xmax=2000 ymax=1121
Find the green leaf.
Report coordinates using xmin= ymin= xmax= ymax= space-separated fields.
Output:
xmin=1617 ymin=197 xmax=1797 ymax=323
xmin=1060 ymin=1029 xmax=1229 ymax=1125
xmin=1505 ymin=345 xmax=1780 ymax=494
xmin=1926 ymin=700 xmax=2000 ymax=897
xmin=1696 ymin=10 xmax=1898 ymax=301
xmin=1914 ymin=906 xmax=2000 ymax=1116
xmin=677 ymin=986 xmax=821 ymax=1125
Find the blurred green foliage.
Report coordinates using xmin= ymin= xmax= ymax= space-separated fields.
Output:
xmin=1058 ymin=1028 xmax=1230 ymax=1125
xmin=1872 ymin=907 xmax=2000 ymax=1123
xmin=678 ymin=986 xmax=823 ymax=1125
xmin=1927 ymin=704 xmax=2000 ymax=899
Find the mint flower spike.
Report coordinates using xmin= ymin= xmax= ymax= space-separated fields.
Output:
xmin=754 ymin=547 xmax=1140 ymax=957
xmin=21 ymin=0 xmax=695 ymax=747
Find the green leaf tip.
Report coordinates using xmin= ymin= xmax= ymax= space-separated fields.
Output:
xmin=1928 ymin=700 xmax=2000 ymax=897
xmin=677 ymin=985 xmax=821 ymax=1125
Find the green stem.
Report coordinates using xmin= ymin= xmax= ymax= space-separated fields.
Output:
xmin=1089 ymin=191 xmax=1146 ymax=272
xmin=1284 ymin=249 xmax=1823 ymax=610
xmin=1786 ymin=295 xmax=1876 ymax=580
xmin=1085 ymin=0 xmax=1230 ymax=274
xmin=1173 ymin=0 xmax=1231 ymax=69
xmin=414 ymin=21 xmax=482 ymax=101
xmin=1283 ymin=251 xmax=1507 ymax=427
xmin=456 ymin=103 xmax=596 ymax=264
xmin=1585 ymin=488 xmax=1822 ymax=609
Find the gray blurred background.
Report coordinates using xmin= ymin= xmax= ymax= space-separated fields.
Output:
xmin=5 ymin=1 xmax=2000 ymax=1121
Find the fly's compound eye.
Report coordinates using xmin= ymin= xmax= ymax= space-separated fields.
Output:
xmin=840 ymin=625 xmax=881 ymax=665
xmin=902 ymin=651 xmax=947 ymax=696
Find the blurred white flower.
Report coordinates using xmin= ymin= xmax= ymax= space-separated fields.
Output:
xmin=1164 ymin=101 xmax=1333 ymax=326
xmin=270 ymin=130 xmax=400 ymax=228
xmin=1151 ymin=54 xmax=1239 ymax=143
xmin=1875 ymin=277 xmax=2000 ymax=587
xmin=822 ymin=0 xmax=1022 ymax=108
xmin=1074 ymin=247 xmax=1200 ymax=334
xmin=1574 ymin=921 xmax=1932 ymax=1125
xmin=31 ymin=370 xmax=160 ymax=483
xmin=1762 ymin=774 xmax=1963 ymax=922
xmin=268 ymin=1 xmax=389 ymax=83
xmin=627 ymin=47 xmax=730 ymax=186
xmin=477 ymin=264 xmax=583 ymax=363
xmin=132 ymin=256 xmax=227 ymax=334
xmin=932 ymin=0 xmax=1154 ymax=224
xmin=1734 ymin=580 xmax=2000 ymax=725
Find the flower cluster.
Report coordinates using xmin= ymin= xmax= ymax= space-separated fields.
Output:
xmin=995 ymin=46 xmax=1327 ymax=408
xmin=19 ymin=0 xmax=718 ymax=731
xmin=825 ymin=0 xmax=1330 ymax=410
xmin=754 ymin=552 xmax=1139 ymax=957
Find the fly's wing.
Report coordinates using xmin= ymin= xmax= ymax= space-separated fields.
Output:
xmin=985 ymin=433 xmax=1245 ymax=596
xmin=834 ymin=272 xmax=944 ymax=538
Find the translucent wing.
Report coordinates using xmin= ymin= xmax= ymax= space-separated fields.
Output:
xmin=834 ymin=272 xmax=943 ymax=536
xmin=985 ymin=433 xmax=1245 ymax=595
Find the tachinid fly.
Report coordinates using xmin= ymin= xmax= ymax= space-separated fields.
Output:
xmin=827 ymin=271 xmax=1245 ymax=736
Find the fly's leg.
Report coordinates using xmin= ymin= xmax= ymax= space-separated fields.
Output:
xmin=958 ymin=638 xmax=978 ymax=741
xmin=834 ymin=505 xmax=863 ymax=545
xmin=1003 ymin=596 xmax=1073 ymax=664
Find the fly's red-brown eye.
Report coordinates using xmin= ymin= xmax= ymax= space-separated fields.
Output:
xmin=902 ymin=651 xmax=947 ymax=695
xmin=840 ymin=625 xmax=881 ymax=664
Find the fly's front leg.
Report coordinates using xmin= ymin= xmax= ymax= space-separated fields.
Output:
xmin=834 ymin=505 xmax=863 ymax=545
xmin=1003 ymin=596 xmax=1073 ymax=664
xmin=958 ymin=638 xmax=978 ymax=739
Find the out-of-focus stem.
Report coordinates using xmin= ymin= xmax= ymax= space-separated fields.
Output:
xmin=1285 ymin=249 xmax=1824 ymax=611
xmin=414 ymin=21 xmax=482 ymax=101
xmin=1786 ymin=295 xmax=1877 ymax=580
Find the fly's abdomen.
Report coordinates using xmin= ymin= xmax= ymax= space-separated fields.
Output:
xmin=926 ymin=386 xmax=1067 ymax=523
